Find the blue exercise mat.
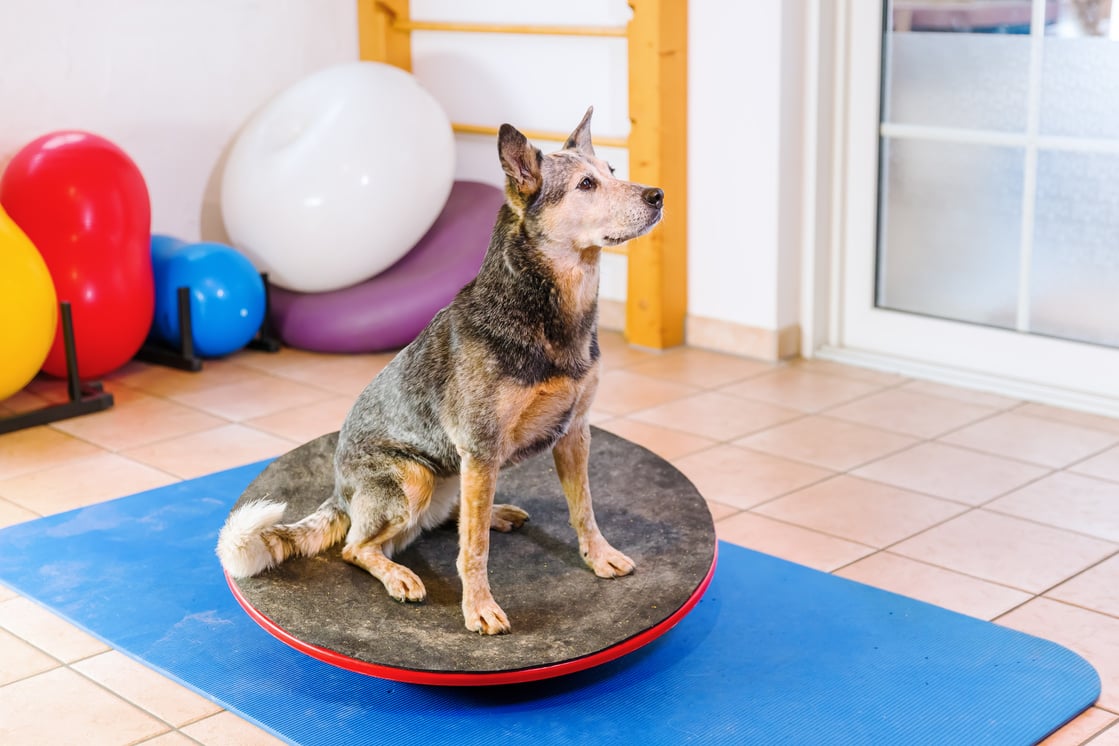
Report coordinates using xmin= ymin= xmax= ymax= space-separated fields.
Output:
xmin=0 ymin=460 xmax=1099 ymax=745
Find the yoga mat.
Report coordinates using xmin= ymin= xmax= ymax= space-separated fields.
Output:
xmin=0 ymin=457 xmax=1100 ymax=745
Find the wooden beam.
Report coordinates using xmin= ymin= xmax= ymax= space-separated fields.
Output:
xmin=357 ymin=0 xmax=411 ymax=70
xmin=394 ymin=21 xmax=625 ymax=38
xmin=625 ymin=0 xmax=688 ymax=349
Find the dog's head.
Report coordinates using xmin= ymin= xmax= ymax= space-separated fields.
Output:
xmin=497 ymin=108 xmax=664 ymax=251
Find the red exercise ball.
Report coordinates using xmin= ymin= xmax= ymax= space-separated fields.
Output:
xmin=0 ymin=131 xmax=154 ymax=379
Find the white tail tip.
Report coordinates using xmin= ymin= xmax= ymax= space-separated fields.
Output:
xmin=215 ymin=500 xmax=287 ymax=578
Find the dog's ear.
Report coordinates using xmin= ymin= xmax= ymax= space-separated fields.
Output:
xmin=498 ymin=124 xmax=543 ymax=203
xmin=563 ymin=107 xmax=595 ymax=156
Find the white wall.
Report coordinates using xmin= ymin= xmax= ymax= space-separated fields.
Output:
xmin=0 ymin=0 xmax=809 ymax=351
xmin=0 ymin=0 xmax=358 ymax=242
xmin=688 ymin=1 xmax=807 ymax=335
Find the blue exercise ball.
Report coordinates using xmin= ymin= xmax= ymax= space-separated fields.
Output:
xmin=150 ymin=237 xmax=265 ymax=357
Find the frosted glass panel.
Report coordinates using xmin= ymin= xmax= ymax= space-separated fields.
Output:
xmin=885 ymin=33 xmax=1031 ymax=131
xmin=1030 ymin=150 xmax=1119 ymax=346
xmin=877 ymin=138 xmax=1023 ymax=328
xmin=1040 ymin=37 xmax=1119 ymax=139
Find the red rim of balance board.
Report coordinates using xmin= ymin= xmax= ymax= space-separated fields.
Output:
xmin=226 ymin=542 xmax=717 ymax=687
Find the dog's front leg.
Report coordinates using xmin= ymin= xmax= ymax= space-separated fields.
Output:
xmin=553 ymin=423 xmax=635 ymax=578
xmin=457 ymin=453 xmax=510 ymax=634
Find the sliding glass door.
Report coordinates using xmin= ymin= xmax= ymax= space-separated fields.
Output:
xmin=831 ymin=0 xmax=1119 ymax=411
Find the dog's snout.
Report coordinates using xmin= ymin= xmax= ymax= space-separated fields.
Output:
xmin=643 ymin=188 xmax=664 ymax=209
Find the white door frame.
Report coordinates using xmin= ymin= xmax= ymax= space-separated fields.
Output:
xmin=807 ymin=0 xmax=1119 ymax=417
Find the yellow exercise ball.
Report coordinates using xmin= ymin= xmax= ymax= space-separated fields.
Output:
xmin=0 ymin=204 xmax=57 ymax=401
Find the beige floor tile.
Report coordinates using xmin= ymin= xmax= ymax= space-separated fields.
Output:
xmin=596 ymin=419 xmax=716 ymax=460
xmin=1070 ymin=445 xmax=1119 ymax=484
xmin=181 ymin=710 xmax=288 ymax=746
xmin=106 ymin=358 xmax=265 ymax=398
xmin=73 ymin=650 xmax=223 ymax=727
xmin=671 ymin=445 xmax=833 ymax=510
xmin=244 ymin=395 xmax=353 ymax=444
xmin=625 ymin=348 xmax=774 ymax=388
xmin=719 ymin=368 xmax=882 ymax=412
xmin=736 ymin=416 xmax=918 ymax=471
xmin=987 ymin=472 xmax=1119 ymax=543
xmin=754 ymin=475 xmax=966 ymax=547
xmin=168 ymin=375 xmax=335 ymax=422
xmin=0 ymin=628 xmax=58 ymax=686
xmin=790 ymin=358 xmax=908 ymax=385
xmin=1090 ymin=722 xmax=1119 ymax=745
xmin=835 ymin=552 xmax=1031 ymax=620
xmin=0 ymin=667 xmax=168 ymax=745
xmin=596 ymin=330 xmax=662 ymax=370
xmin=941 ymin=412 xmax=1119 ymax=468
xmin=716 ymin=512 xmax=875 ymax=572
xmin=998 ymin=597 xmax=1119 ymax=712
xmin=892 ymin=510 xmax=1117 ymax=594
xmin=898 ymin=379 xmax=1022 ymax=409
xmin=49 ymin=389 xmax=224 ymax=451
xmin=1016 ymin=402 xmax=1119 ymax=435
xmin=705 ymin=500 xmax=739 ymax=522
xmin=852 ymin=441 xmax=1049 ymax=506
xmin=591 ymin=370 xmax=699 ymax=416
xmin=587 ymin=409 xmax=613 ymax=425
xmin=226 ymin=345 xmax=327 ymax=372
xmin=1048 ymin=553 xmax=1119 ymax=618
xmin=630 ymin=391 xmax=800 ymax=441
xmin=0 ymin=498 xmax=37 ymax=529
xmin=1038 ymin=707 xmax=1118 ymax=746
xmin=122 ymin=424 xmax=294 ymax=479
xmin=0 ymin=597 xmax=108 ymax=663
xmin=0 ymin=453 xmax=178 ymax=516
xmin=245 ymin=352 xmax=393 ymax=398
xmin=825 ymin=389 xmax=998 ymax=438
xmin=20 ymin=375 xmax=81 ymax=404
xmin=142 ymin=732 xmax=203 ymax=746
xmin=0 ymin=427 xmax=104 ymax=481
xmin=0 ymin=387 xmax=52 ymax=414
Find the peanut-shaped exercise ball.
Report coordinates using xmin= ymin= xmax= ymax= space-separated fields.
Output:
xmin=0 ymin=131 xmax=153 ymax=379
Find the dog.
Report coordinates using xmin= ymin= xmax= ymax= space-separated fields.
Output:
xmin=216 ymin=108 xmax=664 ymax=635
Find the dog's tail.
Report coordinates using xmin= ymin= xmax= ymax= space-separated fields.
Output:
xmin=216 ymin=498 xmax=350 ymax=578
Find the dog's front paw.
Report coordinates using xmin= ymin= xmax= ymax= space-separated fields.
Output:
xmin=463 ymin=596 xmax=511 ymax=635
xmin=584 ymin=541 xmax=636 ymax=579
xmin=382 ymin=566 xmax=427 ymax=603
xmin=490 ymin=503 xmax=529 ymax=532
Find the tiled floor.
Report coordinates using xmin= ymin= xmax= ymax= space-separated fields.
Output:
xmin=2 ymin=331 xmax=1118 ymax=744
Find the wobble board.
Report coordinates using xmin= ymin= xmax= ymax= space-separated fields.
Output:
xmin=225 ymin=427 xmax=717 ymax=685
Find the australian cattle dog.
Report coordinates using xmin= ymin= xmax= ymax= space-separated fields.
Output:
xmin=217 ymin=108 xmax=665 ymax=634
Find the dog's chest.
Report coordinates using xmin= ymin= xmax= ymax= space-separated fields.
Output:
xmin=500 ymin=376 xmax=586 ymax=457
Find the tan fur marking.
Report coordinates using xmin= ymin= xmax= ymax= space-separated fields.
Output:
xmin=553 ymin=424 xmax=635 ymax=579
xmin=343 ymin=530 xmax=427 ymax=602
xmin=457 ymin=454 xmax=509 ymax=634
xmin=485 ymin=375 xmax=598 ymax=466
xmin=394 ymin=460 xmax=435 ymax=521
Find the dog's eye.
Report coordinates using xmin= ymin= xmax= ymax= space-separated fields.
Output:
xmin=578 ymin=176 xmax=596 ymax=191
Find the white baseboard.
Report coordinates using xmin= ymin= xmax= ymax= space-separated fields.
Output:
xmin=598 ymin=300 xmax=799 ymax=362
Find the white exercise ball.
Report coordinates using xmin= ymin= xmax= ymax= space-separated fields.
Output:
xmin=221 ymin=62 xmax=455 ymax=293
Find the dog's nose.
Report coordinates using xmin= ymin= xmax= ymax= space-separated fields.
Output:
xmin=643 ymin=188 xmax=664 ymax=209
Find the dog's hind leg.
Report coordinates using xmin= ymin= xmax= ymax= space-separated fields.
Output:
xmin=553 ymin=423 xmax=635 ymax=578
xmin=341 ymin=460 xmax=435 ymax=603
xmin=490 ymin=503 xmax=529 ymax=532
